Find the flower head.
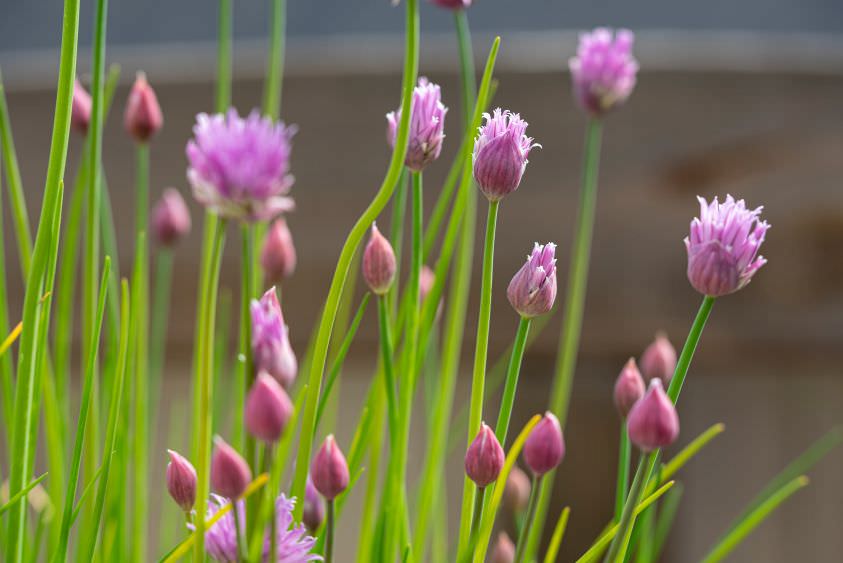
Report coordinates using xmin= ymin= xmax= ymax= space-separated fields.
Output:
xmin=464 ymin=423 xmax=505 ymax=488
xmin=245 ymin=372 xmax=293 ymax=444
xmin=613 ymin=358 xmax=645 ymax=419
xmin=261 ymin=218 xmax=297 ymax=283
xmin=640 ymin=333 xmax=677 ymax=387
xmin=311 ymin=435 xmax=349 ymax=500
xmin=71 ymin=78 xmax=92 ymax=135
xmin=303 ymin=476 xmax=325 ymax=532
xmin=569 ymin=28 xmax=638 ymax=116
xmin=507 ymin=242 xmax=557 ymax=317
xmin=428 ymin=0 xmax=471 ymax=10
xmin=187 ymin=109 xmax=296 ymax=222
xmin=685 ymin=195 xmax=769 ymax=297
xmin=387 ymin=78 xmax=447 ymax=171
xmin=153 ymin=188 xmax=191 ymax=247
xmin=166 ymin=449 xmax=196 ymax=513
xmin=210 ymin=437 xmax=252 ymax=500
xmin=627 ymin=379 xmax=679 ymax=452
xmin=124 ymin=71 xmax=163 ymax=142
xmin=251 ymin=288 xmax=298 ymax=388
xmin=362 ymin=223 xmax=397 ymax=295
xmin=194 ymin=494 xmax=322 ymax=562
xmin=523 ymin=412 xmax=565 ymax=476
xmin=473 ymin=108 xmax=539 ymax=201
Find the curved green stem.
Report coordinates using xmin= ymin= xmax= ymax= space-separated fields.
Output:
xmin=494 ymin=316 xmax=531 ymax=446
xmin=666 ymin=295 xmax=715 ymax=402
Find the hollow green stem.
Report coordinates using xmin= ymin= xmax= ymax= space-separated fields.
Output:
xmin=514 ymin=475 xmax=540 ymax=563
xmin=239 ymin=225 xmax=256 ymax=458
xmin=0 ymin=70 xmax=32 ymax=274
xmin=149 ymin=248 xmax=174 ymax=404
xmin=377 ymin=297 xmax=400 ymax=436
xmin=494 ymin=316 xmax=531 ymax=446
xmin=456 ymin=199 xmax=499 ymax=559
xmin=614 ymin=423 xmax=631 ymax=522
xmin=262 ymin=0 xmax=286 ymax=119
xmin=216 ymin=0 xmax=232 ymax=112
xmin=667 ymin=296 xmax=715 ymax=403
xmin=326 ymin=499 xmax=336 ymax=563
xmin=604 ymin=453 xmax=657 ymax=563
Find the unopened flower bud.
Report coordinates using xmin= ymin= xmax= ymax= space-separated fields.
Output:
xmin=71 ymin=78 xmax=91 ymax=135
xmin=490 ymin=532 xmax=516 ymax=563
xmin=166 ymin=449 xmax=196 ymax=512
xmin=251 ymin=288 xmax=298 ymax=388
xmin=124 ymin=72 xmax=163 ymax=143
xmin=640 ymin=333 xmax=677 ymax=386
xmin=464 ymin=423 xmax=505 ymax=488
xmin=507 ymin=242 xmax=557 ymax=318
xmin=627 ymin=379 xmax=680 ymax=452
xmin=523 ymin=412 xmax=565 ymax=476
xmin=420 ymin=265 xmax=435 ymax=302
xmin=473 ymin=108 xmax=539 ymax=202
xmin=245 ymin=372 xmax=293 ymax=443
xmin=311 ymin=435 xmax=349 ymax=500
xmin=362 ymin=223 xmax=396 ymax=295
xmin=503 ymin=465 xmax=531 ymax=513
xmin=152 ymin=188 xmax=191 ymax=247
xmin=261 ymin=218 xmax=297 ymax=283
xmin=210 ymin=437 xmax=252 ymax=499
xmin=614 ymin=358 xmax=645 ymax=418
xmin=386 ymin=78 xmax=447 ymax=171
xmin=303 ymin=475 xmax=325 ymax=532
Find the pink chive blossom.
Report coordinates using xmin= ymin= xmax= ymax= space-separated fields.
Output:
xmin=191 ymin=494 xmax=322 ymax=562
xmin=429 ymin=0 xmax=472 ymax=10
xmin=186 ymin=109 xmax=296 ymax=222
xmin=685 ymin=195 xmax=769 ymax=297
xmin=627 ymin=379 xmax=680 ymax=452
xmin=507 ymin=242 xmax=557 ymax=318
xmin=245 ymin=372 xmax=293 ymax=444
xmin=387 ymin=78 xmax=448 ymax=171
xmin=303 ymin=476 xmax=325 ymax=532
xmin=640 ymin=333 xmax=677 ymax=387
xmin=71 ymin=78 xmax=92 ymax=135
xmin=210 ymin=437 xmax=252 ymax=500
xmin=613 ymin=358 xmax=645 ymax=419
xmin=166 ymin=449 xmax=197 ymax=513
xmin=124 ymin=71 xmax=163 ymax=143
xmin=310 ymin=435 xmax=349 ymax=500
xmin=362 ymin=223 xmax=397 ymax=295
xmin=251 ymin=288 xmax=298 ymax=388
xmin=523 ymin=412 xmax=565 ymax=476
xmin=472 ymin=108 xmax=540 ymax=202
xmin=464 ymin=423 xmax=505 ymax=488
xmin=152 ymin=188 xmax=191 ymax=247
xmin=261 ymin=218 xmax=297 ymax=283
xmin=569 ymin=28 xmax=639 ymax=116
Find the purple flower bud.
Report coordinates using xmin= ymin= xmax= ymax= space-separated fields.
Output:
xmin=464 ymin=423 xmax=505 ymax=488
xmin=311 ymin=435 xmax=349 ymax=500
xmin=503 ymin=465 xmax=531 ymax=513
xmin=124 ymin=71 xmax=163 ymax=143
xmin=420 ymin=265 xmax=435 ymax=302
xmin=187 ymin=109 xmax=296 ymax=223
xmin=387 ymin=78 xmax=447 ymax=171
xmin=685 ymin=195 xmax=769 ymax=297
xmin=640 ymin=333 xmax=677 ymax=387
xmin=523 ymin=412 xmax=565 ymax=476
xmin=245 ymin=372 xmax=293 ymax=444
xmin=472 ymin=108 xmax=539 ymax=202
xmin=569 ymin=28 xmax=639 ymax=116
xmin=429 ymin=0 xmax=471 ymax=10
xmin=71 ymin=78 xmax=91 ymax=135
xmin=489 ymin=532 xmax=516 ymax=563
xmin=362 ymin=223 xmax=397 ymax=295
xmin=152 ymin=188 xmax=191 ymax=247
xmin=261 ymin=218 xmax=297 ymax=283
xmin=251 ymin=288 xmax=298 ymax=388
xmin=210 ymin=437 xmax=252 ymax=499
xmin=507 ymin=242 xmax=557 ymax=318
xmin=166 ymin=449 xmax=197 ymax=512
xmin=614 ymin=358 xmax=645 ymax=419
xmin=627 ymin=379 xmax=680 ymax=452
xmin=303 ymin=475 xmax=325 ymax=532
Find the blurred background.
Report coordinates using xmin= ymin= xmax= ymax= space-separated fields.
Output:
xmin=2 ymin=0 xmax=843 ymax=560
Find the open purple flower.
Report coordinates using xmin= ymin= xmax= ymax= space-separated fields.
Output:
xmin=685 ymin=195 xmax=769 ymax=297
xmin=187 ymin=109 xmax=296 ymax=222
xmin=193 ymin=494 xmax=322 ymax=562
xmin=387 ymin=78 xmax=447 ymax=171
xmin=251 ymin=288 xmax=298 ymax=388
xmin=507 ymin=242 xmax=557 ymax=318
xmin=472 ymin=108 xmax=539 ymax=201
xmin=569 ymin=28 xmax=638 ymax=116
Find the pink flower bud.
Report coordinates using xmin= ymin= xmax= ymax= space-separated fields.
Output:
xmin=362 ymin=223 xmax=396 ymax=295
xmin=419 ymin=265 xmax=435 ymax=302
xmin=640 ymin=333 xmax=677 ymax=387
xmin=166 ymin=449 xmax=196 ymax=512
xmin=627 ymin=379 xmax=680 ymax=452
xmin=210 ymin=437 xmax=252 ymax=499
xmin=507 ymin=242 xmax=557 ymax=318
xmin=613 ymin=358 xmax=645 ymax=419
xmin=472 ymin=108 xmax=540 ymax=202
xmin=260 ymin=218 xmax=297 ymax=283
xmin=310 ymin=435 xmax=349 ymax=500
xmin=244 ymin=372 xmax=293 ymax=444
xmin=523 ymin=412 xmax=565 ymax=476
xmin=251 ymin=288 xmax=298 ymax=388
xmin=152 ymin=188 xmax=191 ymax=247
xmin=303 ymin=475 xmax=325 ymax=532
xmin=71 ymin=78 xmax=92 ymax=135
xmin=503 ymin=465 xmax=531 ymax=513
xmin=464 ymin=423 xmax=505 ymax=488
xmin=124 ymin=71 xmax=163 ymax=143
xmin=489 ymin=532 xmax=515 ymax=563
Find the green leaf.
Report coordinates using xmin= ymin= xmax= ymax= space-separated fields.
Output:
xmin=0 ymin=473 xmax=48 ymax=515
xmin=543 ymin=506 xmax=571 ymax=563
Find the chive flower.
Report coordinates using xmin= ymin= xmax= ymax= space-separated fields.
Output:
xmin=124 ymin=71 xmax=163 ymax=143
xmin=152 ymin=188 xmax=191 ymax=247
xmin=685 ymin=195 xmax=769 ymax=297
xmin=186 ymin=109 xmax=296 ymax=222
xmin=429 ymin=0 xmax=472 ymax=10
xmin=523 ymin=412 xmax=565 ymax=476
xmin=166 ymin=449 xmax=197 ymax=513
xmin=472 ymin=108 xmax=539 ymax=202
xmin=362 ymin=223 xmax=397 ymax=295
xmin=640 ymin=333 xmax=677 ymax=387
xmin=613 ymin=358 xmax=645 ymax=419
xmin=507 ymin=242 xmax=557 ymax=318
xmin=464 ymin=422 xmax=505 ymax=488
xmin=210 ymin=437 xmax=252 ymax=500
xmin=569 ymin=28 xmax=639 ymax=116
xmin=303 ymin=475 xmax=325 ymax=532
xmin=386 ymin=77 xmax=448 ymax=172
xmin=245 ymin=372 xmax=293 ymax=444
xmin=261 ymin=218 xmax=297 ymax=283
xmin=310 ymin=435 xmax=349 ymax=500
xmin=251 ymin=288 xmax=298 ymax=389
xmin=490 ymin=532 xmax=516 ymax=563
xmin=626 ymin=379 xmax=679 ymax=452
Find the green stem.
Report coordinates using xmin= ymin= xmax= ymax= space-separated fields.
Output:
xmin=387 ymin=170 xmax=408 ymax=316
xmin=289 ymin=0 xmax=419 ymax=521
xmin=262 ymin=0 xmax=286 ymax=119
xmin=232 ymin=498 xmax=246 ymax=560
xmin=377 ymin=297 xmax=400 ymax=436
xmin=239 ymin=224 xmax=255 ymax=453
xmin=454 ymin=10 xmax=477 ymax=127
xmin=604 ymin=453 xmax=657 ymax=563
xmin=494 ymin=316 xmax=531 ymax=445
xmin=216 ymin=0 xmax=232 ymax=112
xmin=525 ymin=118 xmax=603 ymax=560
xmin=457 ymin=199 xmax=499 ymax=559
xmin=149 ymin=249 xmax=174 ymax=404
xmin=514 ymin=475 xmax=540 ymax=563
xmin=326 ymin=499 xmax=336 ymax=563
xmin=666 ymin=296 xmax=715 ymax=403
xmin=614 ymin=423 xmax=631 ymax=522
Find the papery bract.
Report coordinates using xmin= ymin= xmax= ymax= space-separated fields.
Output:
xmin=362 ymin=223 xmax=397 ymax=295
xmin=245 ymin=372 xmax=293 ymax=443
xmin=569 ymin=28 xmax=639 ymax=116
xmin=523 ymin=412 xmax=565 ymax=476
xmin=507 ymin=242 xmax=557 ymax=318
xmin=614 ymin=358 xmax=645 ymax=419
xmin=166 ymin=449 xmax=196 ymax=513
xmin=210 ymin=437 xmax=252 ymax=500
xmin=386 ymin=77 xmax=447 ymax=171
xmin=472 ymin=108 xmax=539 ymax=201
xmin=261 ymin=218 xmax=297 ymax=283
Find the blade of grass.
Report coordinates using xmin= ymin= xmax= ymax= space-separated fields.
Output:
xmin=543 ymin=506 xmax=571 ymax=563
xmin=0 ymin=473 xmax=48 ymax=516
xmin=70 ymin=461 xmax=107 ymax=526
